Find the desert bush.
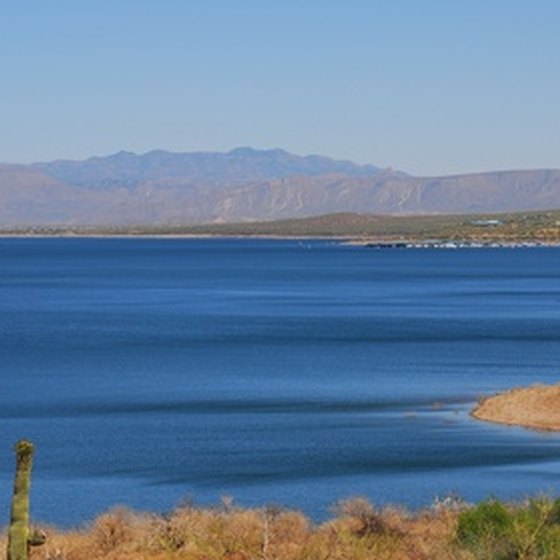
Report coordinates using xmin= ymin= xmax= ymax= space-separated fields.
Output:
xmin=265 ymin=510 xmax=310 ymax=558
xmin=456 ymin=497 xmax=560 ymax=560
xmin=332 ymin=497 xmax=403 ymax=538
xmin=456 ymin=499 xmax=513 ymax=559
xmin=9 ymin=495 xmax=560 ymax=559
xmin=89 ymin=507 xmax=137 ymax=554
xmin=508 ymin=498 xmax=560 ymax=560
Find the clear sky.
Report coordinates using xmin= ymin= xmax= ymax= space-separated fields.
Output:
xmin=2 ymin=0 xmax=559 ymax=175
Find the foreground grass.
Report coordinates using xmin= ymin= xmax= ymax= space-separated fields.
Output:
xmin=5 ymin=496 xmax=560 ymax=559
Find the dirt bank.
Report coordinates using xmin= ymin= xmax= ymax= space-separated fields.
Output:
xmin=472 ymin=383 xmax=560 ymax=431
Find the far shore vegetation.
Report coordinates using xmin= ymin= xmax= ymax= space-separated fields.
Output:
xmin=3 ymin=208 xmax=560 ymax=244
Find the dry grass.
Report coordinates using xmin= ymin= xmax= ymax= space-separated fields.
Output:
xmin=472 ymin=383 xmax=560 ymax=431
xmin=0 ymin=498 xmax=465 ymax=560
xmin=4 ymin=496 xmax=560 ymax=559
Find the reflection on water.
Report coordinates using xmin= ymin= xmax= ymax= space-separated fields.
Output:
xmin=0 ymin=239 xmax=560 ymax=525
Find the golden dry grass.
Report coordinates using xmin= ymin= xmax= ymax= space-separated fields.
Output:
xmin=472 ymin=383 xmax=560 ymax=431
xmin=0 ymin=498 xmax=467 ymax=560
xmin=5 ymin=495 xmax=560 ymax=559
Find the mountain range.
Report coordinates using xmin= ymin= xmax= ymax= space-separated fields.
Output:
xmin=1 ymin=148 xmax=560 ymax=227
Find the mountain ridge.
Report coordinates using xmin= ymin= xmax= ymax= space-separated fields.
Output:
xmin=1 ymin=148 xmax=560 ymax=226
xmin=30 ymin=147 xmax=381 ymax=189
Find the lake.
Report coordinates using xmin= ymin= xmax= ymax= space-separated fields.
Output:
xmin=1 ymin=238 xmax=560 ymax=527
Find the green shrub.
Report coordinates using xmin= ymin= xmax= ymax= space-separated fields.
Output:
xmin=456 ymin=497 xmax=560 ymax=559
xmin=509 ymin=498 xmax=560 ymax=559
xmin=456 ymin=500 xmax=513 ymax=559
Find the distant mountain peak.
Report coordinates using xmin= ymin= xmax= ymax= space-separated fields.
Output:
xmin=227 ymin=146 xmax=290 ymax=156
xmin=105 ymin=150 xmax=138 ymax=161
xmin=228 ymin=146 xmax=258 ymax=156
xmin=114 ymin=149 xmax=137 ymax=157
xmin=30 ymin=147 xmax=382 ymax=190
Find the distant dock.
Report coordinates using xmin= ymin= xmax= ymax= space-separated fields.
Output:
xmin=363 ymin=240 xmax=560 ymax=249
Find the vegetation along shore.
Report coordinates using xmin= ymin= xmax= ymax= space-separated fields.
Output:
xmin=3 ymin=208 xmax=560 ymax=246
xmin=6 ymin=496 xmax=560 ymax=559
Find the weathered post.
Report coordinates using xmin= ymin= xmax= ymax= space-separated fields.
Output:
xmin=7 ymin=440 xmax=35 ymax=560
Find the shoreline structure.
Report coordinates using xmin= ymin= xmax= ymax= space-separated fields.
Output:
xmin=472 ymin=383 xmax=560 ymax=431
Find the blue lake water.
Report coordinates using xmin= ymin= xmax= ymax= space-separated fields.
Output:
xmin=1 ymin=238 xmax=560 ymax=527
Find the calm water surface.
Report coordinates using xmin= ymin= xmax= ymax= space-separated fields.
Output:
xmin=1 ymin=238 xmax=560 ymax=526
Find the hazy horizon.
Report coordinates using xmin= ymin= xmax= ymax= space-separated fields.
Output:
xmin=2 ymin=1 xmax=560 ymax=175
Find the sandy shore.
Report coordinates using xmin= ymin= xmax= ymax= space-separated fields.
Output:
xmin=472 ymin=383 xmax=560 ymax=431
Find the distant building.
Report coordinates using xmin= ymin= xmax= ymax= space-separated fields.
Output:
xmin=469 ymin=219 xmax=503 ymax=226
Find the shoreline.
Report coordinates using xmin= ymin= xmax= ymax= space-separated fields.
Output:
xmin=0 ymin=232 xmax=560 ymax=248
xmin=0 ymin=233 xmax=355 ymax=241
xmin=472 ymin=383 xmax=560 ymax=431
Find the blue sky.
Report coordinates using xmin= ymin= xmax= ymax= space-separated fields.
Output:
xmin=1 ymin=0 xmax=559 ymax=175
